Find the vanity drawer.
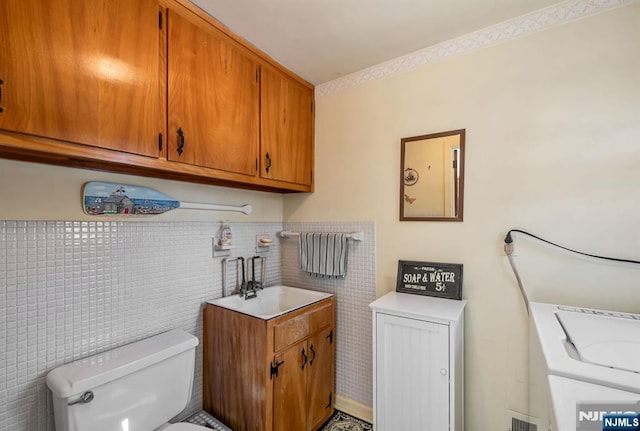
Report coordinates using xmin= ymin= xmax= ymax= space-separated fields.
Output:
xmin=273 ymin=300 xmax=333 ymax=352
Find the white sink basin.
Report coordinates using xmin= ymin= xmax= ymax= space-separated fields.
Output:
xmin=207 ymin=285 xmax=333 ymax=320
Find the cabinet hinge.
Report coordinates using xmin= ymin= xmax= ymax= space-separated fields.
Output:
xmin=255 ymin=158 xmax=258 ymax=173
xmin=158 ymin=133 xmax=163 ymax=151
xmin=452 ymin=160 xmax=458 ymax=169
xmin=270 ymin=360 xmax=284 ymax=379
xmin=311 ymin=100 xmax=314 ymax=113
xmin=326 ymin=329 xmax=333 ymax=344
xmin=158 ymin=11 xmax=163 ymax=29
xmin=325 ymin=392 xmax=332 ymax=409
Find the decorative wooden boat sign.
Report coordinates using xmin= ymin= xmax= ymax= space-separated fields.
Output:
xmin=82 ymin=182 xmax=252 ymax=216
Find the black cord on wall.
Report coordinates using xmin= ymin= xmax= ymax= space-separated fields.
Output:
xmin=504 ymin=229 xmax=640 ymax=265
xmin=503 ymin=229 xmax=640 ymax=314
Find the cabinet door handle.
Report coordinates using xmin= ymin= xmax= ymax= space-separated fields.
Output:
xmin=301 ymin=348 xmax=307 ymax=371
xmin=265 ymin=152 xmax=272 ymax=173
xmin=309 ymin=344 xmax=316 ymax=365
xmin=176 ymin=128 xmax=185 ymax=155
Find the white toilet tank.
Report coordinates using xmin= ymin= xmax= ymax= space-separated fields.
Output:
xmin=46 ymin=329 xmax=199 ymax=431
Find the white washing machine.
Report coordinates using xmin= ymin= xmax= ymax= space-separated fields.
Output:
xmin=529 ymin=302 xmax=640 ymax=431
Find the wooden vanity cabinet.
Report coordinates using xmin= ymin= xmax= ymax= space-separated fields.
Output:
xmin=0 ymin=0 xmax=164 ymax=158
xmin=204 ymin=297 xmax=335 ymax=431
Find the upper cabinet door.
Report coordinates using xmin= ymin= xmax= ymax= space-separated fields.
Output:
xmin=260 ymin=67 xmax=314 ymax=186
xmin=0 ymin=0 xmax=163 ymax=157
xmin=167 ymin=10 xmax=259 ymax=176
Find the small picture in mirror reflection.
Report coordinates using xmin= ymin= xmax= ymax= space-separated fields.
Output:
xmin=404 ymin=168 xmax=419 ymax=186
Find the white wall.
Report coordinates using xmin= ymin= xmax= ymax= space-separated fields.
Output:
xmin=284 ymin=4 xmax=640 ymax=430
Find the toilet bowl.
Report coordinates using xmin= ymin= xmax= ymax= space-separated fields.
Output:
xmin=46 ymin=329 xmax=209 ymax=431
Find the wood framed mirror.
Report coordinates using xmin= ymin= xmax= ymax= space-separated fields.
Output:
xmin=400 ymin=129 xmax=465 ymax=221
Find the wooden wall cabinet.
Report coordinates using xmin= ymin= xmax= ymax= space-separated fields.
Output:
xmin=167 ymin=8 xmax=259 ymax=177
xmin=370 ymin=292 xmax=466 ymax=431
xmin=0 ymin=0 xmax=314 ymax=193
xmin=0 ymin=0 xmax=164 ymax=157
xmin=204 ymin=297 xmax=335 ymax=431
xmin=260 ymin=66 xmax=314 ymax=187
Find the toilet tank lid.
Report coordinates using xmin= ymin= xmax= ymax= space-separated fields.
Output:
xmin=46 ymin=329 xmax=198 ymax=398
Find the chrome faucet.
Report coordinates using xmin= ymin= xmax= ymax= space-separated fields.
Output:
xmin=222 ymin=256 xmax=266 ymax=299
xmin=237 ymin=257 xmax=253 ymax=298
xmin=250 ymin=256 xmax=265 ymax=290
xmin=240 ymin=256 xmax=265 ymax=299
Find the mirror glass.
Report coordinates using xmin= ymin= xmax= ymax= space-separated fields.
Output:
xmin=400 ymin=129 xmax=465 ymax=221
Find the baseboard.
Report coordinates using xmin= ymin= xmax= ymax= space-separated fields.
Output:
xmin=334 ymin=395 xmax=373 ymax=424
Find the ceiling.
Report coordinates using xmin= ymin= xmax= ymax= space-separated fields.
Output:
xmin=189 ymin=0 xmax=564 ymax=85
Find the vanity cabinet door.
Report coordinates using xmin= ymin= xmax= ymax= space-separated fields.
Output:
xmin=272 ymin=326 xmax=335 ymax=431
xmin=306 ymin=326 xmax=335 ymax=431
xmin=167 ymin=9 xmax=259 ymax=175
xmin=272 ymin=340 xmax=307 ymax=431
xmin=271 ymin=300 xmax=335 ymax=431
xmin=0 ymin=0 xmax=163 ymax=157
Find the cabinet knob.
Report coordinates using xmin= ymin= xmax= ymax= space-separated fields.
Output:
xmin=440 ymin=368 xmax=447 ymax=376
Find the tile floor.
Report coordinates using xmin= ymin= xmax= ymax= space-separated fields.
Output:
xmin=319 ymin=410 xmax=373 ymax=431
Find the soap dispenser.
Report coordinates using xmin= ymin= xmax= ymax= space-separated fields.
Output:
xmin=220 ymin=221 xmax=232 ymax=246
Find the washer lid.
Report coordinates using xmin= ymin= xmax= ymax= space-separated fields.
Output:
xmin=557 ymin=311 xmax=640 ymax=373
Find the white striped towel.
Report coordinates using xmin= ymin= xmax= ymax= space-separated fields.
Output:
xmin=299 ymin=232 xmax=349 ymax=278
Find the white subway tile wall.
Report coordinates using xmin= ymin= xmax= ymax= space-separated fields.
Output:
xmin=281 ymin=222 xmax=376 ymax=407
xmin=0 ymin=220 xmax=283 ymax=431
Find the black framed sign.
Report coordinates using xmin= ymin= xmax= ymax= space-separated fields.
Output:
xmin=396 ymin=260 xmax=463 ymax=300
